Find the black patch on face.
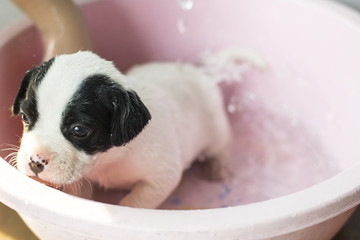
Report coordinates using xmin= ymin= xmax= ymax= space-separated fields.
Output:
xmin=12 ymin=58 xmax=55 ymax=130
xmin=61 ymin=74 xmax=151 ymax=155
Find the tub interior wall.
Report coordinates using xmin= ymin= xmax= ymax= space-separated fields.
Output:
xmin=1 ymin=0 xmax=360 ymax=209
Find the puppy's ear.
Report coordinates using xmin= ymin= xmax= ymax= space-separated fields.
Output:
xmin=12 ymin=70 xmax=33 ymax=115
xmin=110 ymin=87 xmax=151 ymax=146
xmin=12 ymin=58 xmax=55 ymax=115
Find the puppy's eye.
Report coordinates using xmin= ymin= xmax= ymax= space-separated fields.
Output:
xmin=71 ymin=125 xmax=92 ymax=139
xmin=21 ymin=113 xmax=30 ymax=125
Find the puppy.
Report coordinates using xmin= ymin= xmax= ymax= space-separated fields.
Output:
xmin=12 ymin=51 xmax=231 ymax=208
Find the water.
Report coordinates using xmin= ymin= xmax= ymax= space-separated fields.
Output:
xmin=177 ymin=19 xmax=188 ymax=35
xmin=177 ymin=0 xmax=194 ymax=10
xmin=176 ymin=0 xmax=194 ymax=35
xmin=90 ymin=48 xmax=338 ymax=210
xmin=227 ymin=103 xmax=237 ymax=114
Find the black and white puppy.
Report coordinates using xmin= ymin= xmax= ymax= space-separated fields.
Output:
xmin=13 ymin=51 xmax=230 ymax=208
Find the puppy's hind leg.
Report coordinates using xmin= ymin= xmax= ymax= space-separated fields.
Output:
xmin=196 ymin=146 xmax=231 ymax=181
xmin=197 ymin=112 xmax=232 ymax=181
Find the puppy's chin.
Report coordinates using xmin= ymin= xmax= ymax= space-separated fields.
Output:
xmin=17 ymin=132 xmax=92 ymax=185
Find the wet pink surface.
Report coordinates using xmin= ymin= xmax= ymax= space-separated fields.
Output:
xmin=2 ymin=0 xmax=360 ymax=209
xmin=92 ymin=67 xmax=338 ymax=209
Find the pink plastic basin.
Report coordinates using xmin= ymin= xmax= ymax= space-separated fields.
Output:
xmin=1 ymin=0 xmax=360 ymax=239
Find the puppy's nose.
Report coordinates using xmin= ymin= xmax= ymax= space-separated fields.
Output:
xmin=29 ymin=161 xmax=44 ymax=176
xmin=28 ymin=154 xmax=49 ymax=176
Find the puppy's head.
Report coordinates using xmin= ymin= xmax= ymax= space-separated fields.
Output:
xmin=12 ymin=51 xmax=151 ymax=185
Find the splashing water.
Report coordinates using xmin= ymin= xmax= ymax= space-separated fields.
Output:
xmin=198 ymin=48 xmax=267 ymax=84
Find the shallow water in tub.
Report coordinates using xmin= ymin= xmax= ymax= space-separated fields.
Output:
xmin=91 ymin=59 xmax=338 ymax=210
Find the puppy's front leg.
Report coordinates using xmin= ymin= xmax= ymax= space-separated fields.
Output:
xmin=119 ymin=176 xmax=181 ymax=209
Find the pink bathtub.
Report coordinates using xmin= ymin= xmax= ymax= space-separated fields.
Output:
xmin=1 ymin=0 xmax=360 ymax=239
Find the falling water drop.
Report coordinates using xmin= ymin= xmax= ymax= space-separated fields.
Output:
xmin=246 ymin=92 xmax=256 ymax=101
xmin=177 ymin=19 xmax=188 ymax=35
xmin=227 ymin=103 xmax=237 ymax=114
xmin=227 ymin=96 xmax=240 ymax=114
xmin=177 ymin=0 xmax=194 ymax=10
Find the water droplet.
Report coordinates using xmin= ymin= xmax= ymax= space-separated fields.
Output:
xmin=227 ymin=103 xmax=236 ymax=113
xmin=246 ymin=92 xmax=256 ymax=101
xmin=177 ymin=19 xmax=188 ymax=35
xmin=227 ymin=96 xmax=239 ymax=113
xmin=177 ymin=0 xmax=194 ymax=10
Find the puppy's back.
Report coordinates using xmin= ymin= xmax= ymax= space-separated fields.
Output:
xmin=126 ymin=62 xmax=224 ymax=127
xmin=126 ymin=62 xmax=230 ymax=168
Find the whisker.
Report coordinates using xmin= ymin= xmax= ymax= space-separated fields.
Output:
xmin=4 ymin=154 xmax=19 ymax=169
xmin=0 ymin=143 xmax=20 ymax=166
xmin=68 ymin=168 xmax=93 ymax=198
xmin=1 ymin=144 xmax=19 ymax=169
xmin=0 ymin=143 xmax=20 ymax=150
xmin=0 ymin=143 xmax=18 ymax=147
xmin=5 ymin=156 xmax=16 ymax=163
xmin=4 ymin=152 xmax=17 ymax=159
xmin=0 ymin=147 xmax=19 ymax=151
xmin=81 ymin=175 xmax=93 ymax=197
xmin=9 ymin=157 xmax=18 ymax=169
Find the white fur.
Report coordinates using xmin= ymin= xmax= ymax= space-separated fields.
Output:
xmin=17 ymin=51 xmax=230 ymax=208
